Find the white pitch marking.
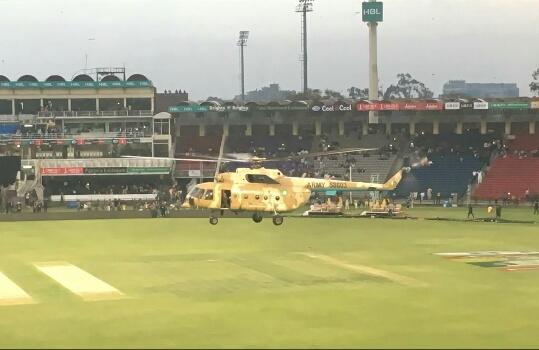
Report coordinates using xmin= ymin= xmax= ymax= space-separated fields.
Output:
xmin=0 ymin=271 xmax=34 ymax=306
xmin=35 ymin=262 xmax=124 ymax=301
xmin=298 ymin=252 xmax=426 ymax=287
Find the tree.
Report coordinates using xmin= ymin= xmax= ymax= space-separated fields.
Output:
xmin=206 ymin=96 xmax=225 ymax=103
xmin=348 ymin=87 xmax=369 ymax=99
xmin=285 ymin=88 xmax=322 ymax=101
xmin=347 ymin=87 xmax=383 ymax=99
xmin=531 ymin=68 xmax=539 ymax=96
xmin=322 ymin=89 xmax=344 ymax=99
xmin=286 ymin=88 xmax=345 ymax=101
xmin=383 ymin=73 xmax=434 ymax=100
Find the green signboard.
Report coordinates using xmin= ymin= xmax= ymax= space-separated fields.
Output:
xmin=257 ymin=105 xmax=309 ymax=111
xmin=127 ymin=167 xmax=170 ymax=174
xmin=168 ymin=105 xmax=209 ymax=113
xmin=169 ymin=105 xmax=251 ymax=113
xmin=489 ymin=102 xmax=530 ymax=110
xmin=82 ymin=167 xmax=170 ymax=175
xmin=0 ymin=81 xmax=152 ymax=89
xmin=362 ymin=2 xmax=383 ymax=22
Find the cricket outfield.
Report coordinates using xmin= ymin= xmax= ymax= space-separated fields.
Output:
xmin=0 ymin=207 xmax=538 ymax=348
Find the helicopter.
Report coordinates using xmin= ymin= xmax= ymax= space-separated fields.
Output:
xmin=124 ymin=135 xmax=417 ymax=225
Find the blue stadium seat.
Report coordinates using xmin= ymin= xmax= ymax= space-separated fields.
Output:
xmin=394 ymin=154 xmax=483 ymax=197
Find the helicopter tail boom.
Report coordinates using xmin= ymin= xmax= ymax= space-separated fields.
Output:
xmin=300 ymin=169 xmax=404 ymax=192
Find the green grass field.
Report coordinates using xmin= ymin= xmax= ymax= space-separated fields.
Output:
xmin=1 ymin=207 xmax=539 ymax=348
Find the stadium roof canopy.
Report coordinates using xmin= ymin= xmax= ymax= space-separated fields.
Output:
xmin=73 ymin=74 xmax=94 ymax=82
xmin=45 ymin=75 xmax=66 ymax=82
xmin=18 ymin=74 xmax=38 ymax=82
xmin=127 ymin=74 xmax=149 ymax=81
xmin=101 ymin=75 xmax=121 ymax=82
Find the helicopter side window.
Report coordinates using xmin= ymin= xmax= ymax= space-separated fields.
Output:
xmin=245 ymin=174 xmax=279 ymax=184
xmin=203 ymin=189 xmax=214 ymax=200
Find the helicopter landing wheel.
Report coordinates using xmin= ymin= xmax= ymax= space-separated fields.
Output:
xmin=252 ymin=213 xmax=263 ymax=223
xmin=272 ymin=215 xmax=283 ymax=226
xmin=209 ymin=216 xmax=219 ymax=225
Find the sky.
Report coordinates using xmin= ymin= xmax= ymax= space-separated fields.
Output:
xmin=1 ymin=0 xmax=538 ymax=100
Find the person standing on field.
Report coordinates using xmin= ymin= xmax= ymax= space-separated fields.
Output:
xmin=534 ymin=200 xmax=538 ymax=215
xmin=496 ymin=204 xmax=502 ymax=219
xmin=467 ymin=203 xmax=474 ymax=219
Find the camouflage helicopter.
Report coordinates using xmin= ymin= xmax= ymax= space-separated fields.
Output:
xmin=185 ymin=157 xmax=405 ymax=225
xmin=125 ymin=134 xmax=419 ymax=225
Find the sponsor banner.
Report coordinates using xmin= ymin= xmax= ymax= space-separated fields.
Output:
xmin=54 ymin=139 xmax=73 ymax=145
xmin=460 ymin=102 xmax=473 ymax=109
xmin=311 ymin=104 xmax=353 ymax=112
xmin=444 ymin=102 xmax=460 ymax=110
xmin=0 ymin=137 xmax=147 ymax=145
xmin=127 ymin=167 xmax=170 ymax=174
xmin=42 ymin=167 xmax=170 ymax=176
xmin=41 ymin=167 xmax=84 ymax=175
xmin=170 ymin=104 xmax=306 ymax=113
xmin=84 ymin=167 xmax=127 ymax=174
xmin=208 ymin=105 xmax=249 ymax=112
xmin=0 ymin=81 xmax=152 ymax=89
xmin=398 ymin=102 xmax=443 ymax=110
xmin=362 ymin=1 xmax=383 ymax=22
xmin=436 ymin=251 xmax=539 ymax=272
xmin=356 ymin=102 xmax=399 ymax=111
xmin=531 ymin=101 xmax=539 ymax=109
xmin=188 ymin=169 xmax=202 ymax=177
xmin=489 ymin=102 xmax=530 ymax=109
xmin=257 ymin=105 xmax=309 ymax=111
xmin=50 ymin=194 xmax=157 ymax=202
xmin=425 ymin=102 xmax=443 ymax=110
xmin=168 ymin=105 xmax=209 ymax=113
xmin=473 ymin=102 xmax=489 ymax=110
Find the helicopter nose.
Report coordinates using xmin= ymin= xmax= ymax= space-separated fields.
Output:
xmin=182 ymin=197 xmax=196 ymax=208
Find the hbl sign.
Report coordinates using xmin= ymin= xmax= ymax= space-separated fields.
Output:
xmin=362 ymin=2 xmax=383 ymax=22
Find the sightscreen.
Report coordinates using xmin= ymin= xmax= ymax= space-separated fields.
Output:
xmin=0 ymin=156 xmax=21 ymax=187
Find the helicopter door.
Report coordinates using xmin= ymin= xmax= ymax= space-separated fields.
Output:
xmin=221 ymin=190 xmax=231 ymax=209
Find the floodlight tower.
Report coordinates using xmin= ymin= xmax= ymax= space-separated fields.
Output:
xmin=361 ymin=0 xmax=383 ymax=123
xmin=296 ymin=0 xmax=314 ymax=95
xmin=237 ymin=31 xmax=250 ymax=103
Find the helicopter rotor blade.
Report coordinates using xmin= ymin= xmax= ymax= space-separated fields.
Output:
xmin=214 ymin=132 xmax=227 ymax=181
xmin=121 ymin=155 xmax=248 ymax=163
xmin=261 ymin=147 xmax=379 ymax=162
xmin=122 ymin=147 xmax=379 ymax=165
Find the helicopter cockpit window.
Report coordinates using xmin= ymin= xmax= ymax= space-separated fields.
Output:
xmin=189 ymin=187 xmax=205 ymax=199
xmin=203 ymin=189 xmax=214 ymax=200
xmin=246 ymin=174 xmax=279 ymax=184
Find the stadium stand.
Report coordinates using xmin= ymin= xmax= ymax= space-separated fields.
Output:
xmin=42 ymin=176 xmax=168 ymax=196
xmin=394 ymin=154 xmax=484 ymax=198
xmin=226 ymin=135 xmax=313 ymax=156
xmin=508 ymin=134 xmax=539 ymax=152
xmin=472 ymin=155 xmax=539 ymax=201
xmin=176 ymin=136 xmax=222 ymax=155
xmin=313 ymin=153 xmax=397 ymax=182
xmin=472 ymin=133 xmax=539 ymax=201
